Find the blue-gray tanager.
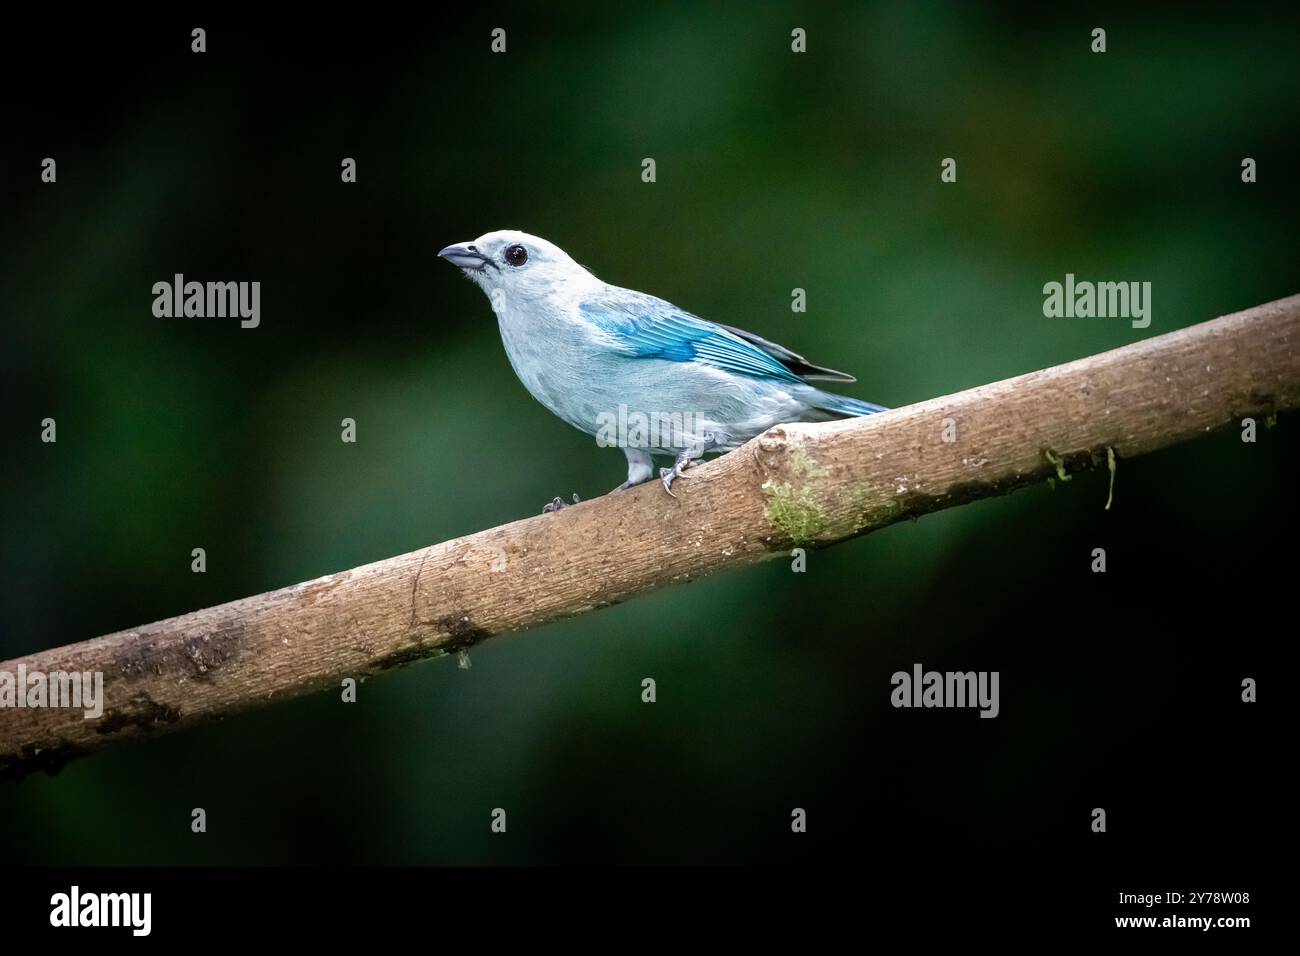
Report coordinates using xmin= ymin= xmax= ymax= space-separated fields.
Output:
xmin=439 ymin=230 xmax=887 ymax=511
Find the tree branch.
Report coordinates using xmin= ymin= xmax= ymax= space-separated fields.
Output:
xmin=3 ymin=294 xmax=1298 ymax=780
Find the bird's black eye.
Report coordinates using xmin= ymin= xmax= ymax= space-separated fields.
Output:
xmin=504 ymin=244 xmax=528 ymax=267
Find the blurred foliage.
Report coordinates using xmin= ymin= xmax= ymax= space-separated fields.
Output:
xmin=0 ymin=4 xmax=1295 ymax=864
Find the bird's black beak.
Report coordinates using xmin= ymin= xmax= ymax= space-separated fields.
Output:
xmin=438 ymin=242 xmax=492 ymax=271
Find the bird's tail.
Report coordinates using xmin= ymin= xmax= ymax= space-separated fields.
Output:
xmin=807 ymin=390 xmax=889 ymax=418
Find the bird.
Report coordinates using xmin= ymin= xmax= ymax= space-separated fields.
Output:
xmin=438 ymin=230 xmax=888 ymax=512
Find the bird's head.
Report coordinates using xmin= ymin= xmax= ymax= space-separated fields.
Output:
xmin=438 ymin=230 xmax=593 ymax=308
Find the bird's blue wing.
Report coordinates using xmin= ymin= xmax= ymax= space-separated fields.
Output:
xmin=579 ymin=290 xmax=806 ymax=384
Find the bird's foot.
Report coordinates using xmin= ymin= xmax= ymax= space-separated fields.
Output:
xmin=659 ymin=460 xmax=696 ymax=498
xmin=660 ymin=436 xmax=716 ymax=498
xmin=542 ymin=493 xmax=580 ymax=514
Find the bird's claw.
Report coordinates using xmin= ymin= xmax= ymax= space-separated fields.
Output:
xmin=542 ymin=493 xmax=580 ymax=514
xmin=659 ymin=461 xmax=694 ymax=498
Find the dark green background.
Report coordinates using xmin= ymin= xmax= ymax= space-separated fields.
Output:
xmin=1 ymin=4 xmax=1293 ymax=867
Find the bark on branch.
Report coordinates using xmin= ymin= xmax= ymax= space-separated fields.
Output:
xmin=3 ymin=294 xmax=1298 ymax=780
